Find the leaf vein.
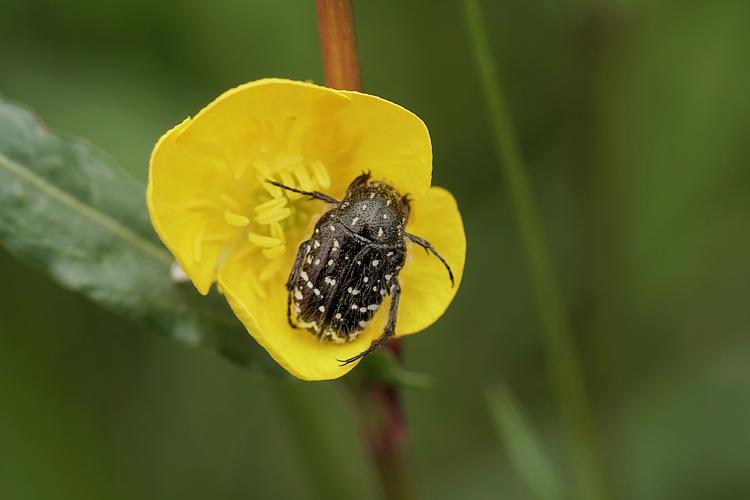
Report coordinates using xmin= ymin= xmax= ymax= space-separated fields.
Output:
xmin=0 ymin=152 xmax=171 ymax=264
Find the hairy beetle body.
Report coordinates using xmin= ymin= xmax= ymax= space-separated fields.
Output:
xmin=270 ymin=173 xmax=453 ymax=364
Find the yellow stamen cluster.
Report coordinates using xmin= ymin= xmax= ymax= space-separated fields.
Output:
xmin=190 ymin=117 xmax=334 ymax=298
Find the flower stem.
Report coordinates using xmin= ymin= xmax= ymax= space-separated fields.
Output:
xmin=316 ymin=0 xmax=362 ymax=91
xmin=463 ymin=1 xmax=608 ymax=500
xmin=316 ymin=2 xmax=412 ymax=499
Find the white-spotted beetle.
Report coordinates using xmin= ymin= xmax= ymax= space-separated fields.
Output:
xmin=267 ymin=172 xmax=453 ymax=365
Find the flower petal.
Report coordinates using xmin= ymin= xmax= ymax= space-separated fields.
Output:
xmin=148 ymin=118 xmax=238 ymax=294
xmin=217 ymin=247 xmax=390 ymax=381
xmin=329 ymin=89 xmax=432 ymax=202
xmin=396 ymin=187 xmax=466 ymax=336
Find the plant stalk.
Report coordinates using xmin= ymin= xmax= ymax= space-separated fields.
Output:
xmin=316 ymin=0 xmax=362 ymax=91
xmin=463 ymin=1 xmax=608 ymax=499
xmin=316 ymin=2 xmax=413 ymax=499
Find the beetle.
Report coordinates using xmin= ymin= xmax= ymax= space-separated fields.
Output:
xmin=267 ymin=172 xmax=453 ymax=365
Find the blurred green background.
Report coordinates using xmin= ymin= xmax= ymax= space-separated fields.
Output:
xmin=1 ymin=0 xmax=749 ymax=499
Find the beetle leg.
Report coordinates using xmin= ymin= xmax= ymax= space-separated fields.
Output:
xmin=346 ymin=170 xmax=371 ymax=194
xmin=338 ymin=282 xmax=401 ymax=366
xmin=265 ymin=179 xmax=339 ymax=205
xmin=286 ymin=239 xmax=310 ymax=329
xmin=405 ymin=232 xmax=454 ymax=287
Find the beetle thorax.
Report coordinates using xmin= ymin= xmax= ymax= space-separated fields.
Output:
xmin=335 ymin=183 xmax=407 ymax=244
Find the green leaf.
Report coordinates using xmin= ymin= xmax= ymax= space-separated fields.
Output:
xmin=0 ymin=96 xmax=283 ymax=377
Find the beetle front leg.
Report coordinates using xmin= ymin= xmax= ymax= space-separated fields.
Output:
xmin=286 ymin=239 xmax=310 ymax=329
xmin=405 ymin=232 xmax=454 ymax=287
xmin=338 ymin=281 xmax=401 ymax=366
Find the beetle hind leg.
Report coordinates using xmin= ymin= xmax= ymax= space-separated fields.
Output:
xmin=338 ymin=282 xmax=401 ymax=366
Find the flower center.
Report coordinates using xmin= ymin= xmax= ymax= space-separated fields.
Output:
xmin=209 ymin=117 xmax=335 ymax=297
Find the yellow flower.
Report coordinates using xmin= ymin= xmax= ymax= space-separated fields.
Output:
xmin=147 ymin=78 xmax=466 ymax=380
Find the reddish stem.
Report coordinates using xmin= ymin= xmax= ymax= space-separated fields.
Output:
xmin=316 ymin=0 xmax=363 ymax=91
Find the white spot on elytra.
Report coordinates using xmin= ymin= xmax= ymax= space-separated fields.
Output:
xmin=370 ymin=192 xmax=375 ymax=199
xmin=373 ymin=286 xmax=378 ymax=291
xmin=385 ymin=274 xmax=392 ymax=281
xmin=386 ymin=199 xmax=392 ymax=206
xmin=387 ymin=251 xmax=393 ymax=256
xmin=362 ymin=204 xmax=367 ymax=210
xmin=313 ymin=288 xmax=321 ymax=296
xmin=307 ymin=282 xmax=313 ymax=289
xmin=329 ymin=225 xmax=335 ymax=232
xmin=318 ymin=305 xmax=325 ymax=312
xmin=383 ymin=213 xmax=388 ymax=219
xmin=314 ymin=259 xmax=320 ymax=265
xmin=307 ymin=256 xmax=312 ymax=264
xmin=367 ymin=304 xmax=379 ymax=311
xmin=358 ymin=320 xmax=367 ymax=328
xmin=300 ymin=271 xmax=309 ymax=281
xmin=364 ymin=277 xmax=369 ymax=283
xmin=294 ymin=289 xmax=303 ymax=300
xmin=333 ymin=240 xmax=339 ymax=248
xmin=359 ymin=307 xmax=367 ymax=313
xmin=314 ymin=240 xmax=321 ymax=248
xmin=372 ymin=260 xmax=380 ymax=267
xmin=327 ymin=259 xmax=334 ymax=266
xmin=351 ymin=304 xmax=358 ymax=310
xmin=351 ymin=217 xmax=359 ymax=226
xmin=378 ymin=227 xmax=384 ymax=238
xmin=335 ymin=313 xmax=342 ymax=319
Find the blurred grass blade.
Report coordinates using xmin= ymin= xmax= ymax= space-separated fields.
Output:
xmin=462 ymin=1 xmax=607 ymax=499
xmin=0 ymin=96 xmax=281 ymax=376
xmin=487 ymin=383 xmax=565 ymax=500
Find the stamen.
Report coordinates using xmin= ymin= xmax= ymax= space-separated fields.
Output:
xmin=292 ymin=164 xmax=314 ymax=191
xmin=262 ymin=245 xmax=287 ymax=259
xmin=255 ymin=207 xmax=292 ymax=225
xmin=269 ymin=221 xmax=286 ymax=244
xmin=278 ymin=171 xmax=300 ymax=199
xmin=253 ymin=196 xmax=287 ymax=213
xmin=252 ymin=158 xmax=272 ymax=176
xmin=247 ymin=231 xmax=282 ymax=248
xmin=260 ymin=174 xmax=283 ymax=198
xmin=224 ymin=210 xmax=250 ymax=227
xmin=275 ymin=154 xmax=304 ymax=170
xmin=310 ymin=160 xmax=331 ymax=189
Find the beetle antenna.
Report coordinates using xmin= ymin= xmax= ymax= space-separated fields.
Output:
xmin=264 ymin=179 xmax=339 ymax=205
xmin=405 ymin=232 xmax=454 ymax=287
